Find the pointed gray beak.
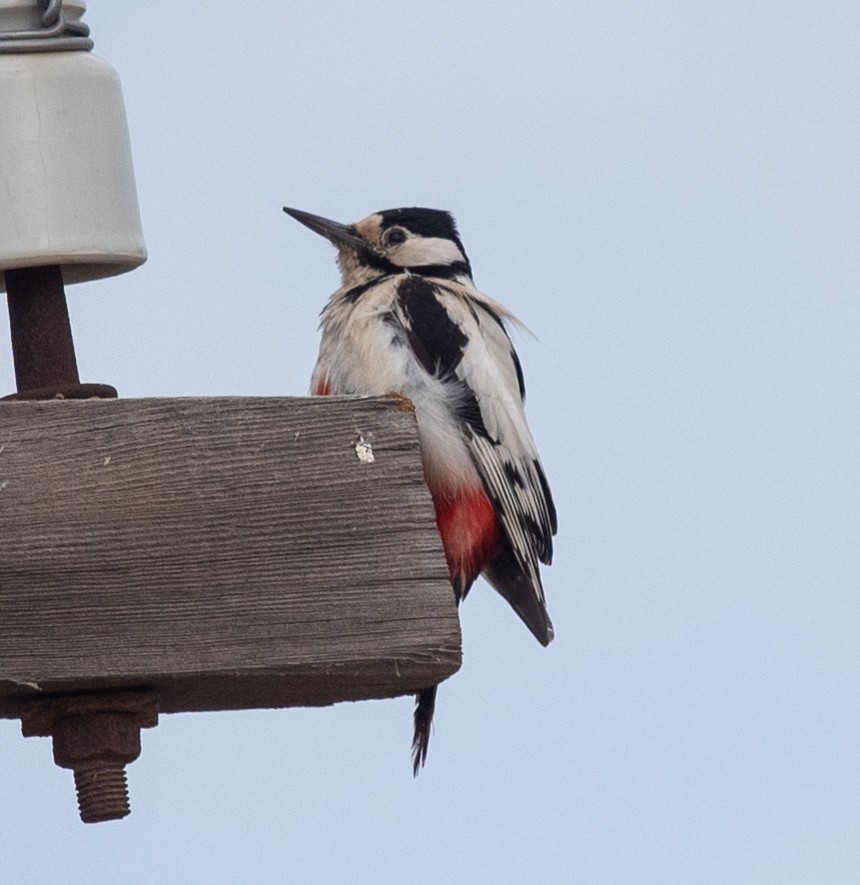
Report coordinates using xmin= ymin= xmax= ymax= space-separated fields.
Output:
xmin=283 ymin=207 xmax=373 ymax=253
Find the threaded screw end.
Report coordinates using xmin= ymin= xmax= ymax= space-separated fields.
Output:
xmin=73 ymin=762 xmax=130 ymax=823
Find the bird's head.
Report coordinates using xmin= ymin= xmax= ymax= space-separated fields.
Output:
xmin=283 ymin=206 xmax=473 ymax=286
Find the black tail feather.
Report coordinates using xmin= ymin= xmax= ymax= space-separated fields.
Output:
xmin=483 ymin=545 xmax=554 ymax=646
xmin=412 ymin=685 xmax=438 ymax=776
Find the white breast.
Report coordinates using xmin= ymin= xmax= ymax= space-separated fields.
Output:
xmin=312 ymin=277 xmax=482 ymax=493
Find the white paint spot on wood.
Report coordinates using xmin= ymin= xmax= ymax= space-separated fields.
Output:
xmin=354 ymin=435 xmax=375 ymax=463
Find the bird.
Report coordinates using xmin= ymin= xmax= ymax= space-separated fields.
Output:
xmin=283 ymin=206 xmax=557 ymax=773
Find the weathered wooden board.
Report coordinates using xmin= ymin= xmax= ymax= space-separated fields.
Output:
xmin=0 ymin=396 xmax=460 ymax=716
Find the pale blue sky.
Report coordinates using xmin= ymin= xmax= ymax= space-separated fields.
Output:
xmin=1 ymin=2 xmax=859 ymax=882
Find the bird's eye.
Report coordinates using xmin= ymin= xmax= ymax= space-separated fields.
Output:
xmin=384 ymin=228 xmax=407 ymax=246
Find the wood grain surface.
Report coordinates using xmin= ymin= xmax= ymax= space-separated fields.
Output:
xmin=0 ymin=396 xmax=461 ymax=716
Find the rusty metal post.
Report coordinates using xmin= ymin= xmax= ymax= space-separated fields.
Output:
xmin=6 ymin=265 xmax=79 ymax=391
xmin=3 ymin=265 xmax=117 ymax=400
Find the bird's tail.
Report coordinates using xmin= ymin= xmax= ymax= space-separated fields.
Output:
xmin=411 ymin=685 xmax=437 ymax=776
xmin=483 ymin=545 xmax=554 ymax=646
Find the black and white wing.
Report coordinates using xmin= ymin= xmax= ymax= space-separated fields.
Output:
xmin=394 ymin=276 xmax=557 ymax=644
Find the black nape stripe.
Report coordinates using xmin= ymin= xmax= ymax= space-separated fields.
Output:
xmin=410 ymin=261 xmax=472 ymax=280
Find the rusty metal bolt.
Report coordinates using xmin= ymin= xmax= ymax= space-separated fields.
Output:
xmin=20 ymin=690 xmax=158 ymax=824
xmin=51 ymin=711 xmax=141 ymax=823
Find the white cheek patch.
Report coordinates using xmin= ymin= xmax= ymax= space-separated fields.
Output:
xmin=391 ymin=236 xmax=465 ymax=267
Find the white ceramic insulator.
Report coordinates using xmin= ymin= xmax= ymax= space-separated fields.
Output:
xmin=0 ymin=43 xmax=147 ymax=291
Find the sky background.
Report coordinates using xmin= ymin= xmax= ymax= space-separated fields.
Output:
xmin=1 ymin=1 xmax=859 ymax=882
